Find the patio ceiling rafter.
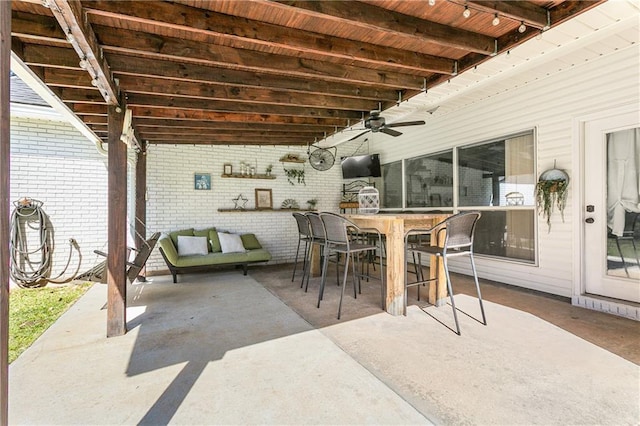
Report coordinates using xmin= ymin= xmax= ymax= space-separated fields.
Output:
xmin=44 ymin=0 xmax=119 ymax=105
xmin=10 ymin=0 xmax=606 ymax=146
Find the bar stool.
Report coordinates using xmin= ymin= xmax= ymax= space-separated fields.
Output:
xmin=404 ymin=211 xmax=486 ymax=335
xmin=318 ymin=212 xmax=384 ymax=319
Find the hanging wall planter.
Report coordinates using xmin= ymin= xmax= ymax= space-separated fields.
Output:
xmin=535 ymin=162 xmax=569 ymax=232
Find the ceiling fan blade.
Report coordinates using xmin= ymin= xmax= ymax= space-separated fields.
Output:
xmin=380 ymin=127 xmax=402 ymax=137
xmin=386 ymin=120 xmax=426 ymax=128
xmin=347 ymin=130 xmax=370 ymax=141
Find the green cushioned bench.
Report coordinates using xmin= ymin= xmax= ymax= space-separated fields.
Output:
xmin=158 ymin=227 xmax=271 ymax=283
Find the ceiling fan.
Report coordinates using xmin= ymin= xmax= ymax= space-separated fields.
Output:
xmin=347 ymin=110 xmax=426 ymax=141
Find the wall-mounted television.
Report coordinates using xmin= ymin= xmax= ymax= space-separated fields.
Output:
xmin=341 ymin=154 xmax=382 ymax=179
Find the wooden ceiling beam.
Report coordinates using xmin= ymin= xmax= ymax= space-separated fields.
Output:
xmin=45 ymin=0 xmax=119 ymax=104
xmin=466 ymin=1 xmax=549 ymax=29
xmin=125 ymin=93 xmax=363 ymax=120
xmin=118 ymin=76 xmax=376 ymax=112
xmin=107 ymin=54 xmax=404 ymax=99
xmin=140 ymin=129 xmax=320 ymax=138
xmin=271 ymin=0 xmax=495 ymax=54
xmin=132 ymin=118 xmax=344 ymax=133
xmin=85 ymin=1 xmax=457 ymax=74
xmin=130 ymin=106 xmax=350 ymax=127
xmin=90 ymin=20 xmax=454 ymax=77
xmin=147 ymin=139 xmax=307 ymax=146
xmin=103 ymin=47 xmax=426 ymax=91
xmin=93 ymin=24 xmax=441 ymax=87
xmin=141 ymin=133 xmax=310 ymax=143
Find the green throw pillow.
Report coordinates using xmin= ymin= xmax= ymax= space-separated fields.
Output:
xmin=209 ymin=229 xmax=222 ymax=252
xmin=169 ymin=228 xmax=194 ymax=247
xmin=241 ymin=233 xmax=262 ymax=250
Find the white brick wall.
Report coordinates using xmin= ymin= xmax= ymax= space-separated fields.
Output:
xmin=9 ymin=116 xmax=109 ymax=284
xmin=145 ymin=142 xmax=367 ymax=272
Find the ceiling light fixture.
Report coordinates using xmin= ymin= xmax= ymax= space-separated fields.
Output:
xmin=492 ymin=14 xmax=500 ymax=26
xmin=78 ymin=57 xmax=89 ymax=69
xmin=463 ymin=6 xmax=471 ymax=18
xmin=428 ymin=0 xmax=435 ymax=5
xmin=518 ymin=21 xmax=527 ymax=33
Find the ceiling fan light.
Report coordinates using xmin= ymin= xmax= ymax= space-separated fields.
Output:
xmin=492 ymin=14 xmax=500 ymax=26
xmin=463 ymin=6 xmax=471 ymax=18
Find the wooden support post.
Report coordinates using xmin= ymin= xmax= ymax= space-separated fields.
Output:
xmin=0 ymin=2 xmax=11 ymax=423
xmin=106 ymin=105 xmax=127 ymax=337
xmin=134 ymin=147 xmax=147 ymax=279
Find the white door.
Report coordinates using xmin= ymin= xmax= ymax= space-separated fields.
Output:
xmin=584 ymin=110 xmax=640 ymax=303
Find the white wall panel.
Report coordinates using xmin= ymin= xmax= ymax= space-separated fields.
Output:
xmin=373 ymin=43 xmax=639 ymax=297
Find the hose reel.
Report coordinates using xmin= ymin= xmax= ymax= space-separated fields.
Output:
xmin=9 ymin=198 xmax=81 ymax=288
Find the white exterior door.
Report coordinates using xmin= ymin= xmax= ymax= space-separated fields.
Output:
xmin=584 ymin=110 xmax=640 ymax=303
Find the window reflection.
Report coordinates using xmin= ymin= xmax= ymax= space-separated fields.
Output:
xmin=404 ymin=151 xmax=453 ymax=208
xmin=458 ymin=133 xmax=535 ymax=207
xmin=381 ymin=161 xmax=402 ymax=208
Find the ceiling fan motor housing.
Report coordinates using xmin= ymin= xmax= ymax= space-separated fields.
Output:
xmin=365 ymin=115 xmax=385 ymax=131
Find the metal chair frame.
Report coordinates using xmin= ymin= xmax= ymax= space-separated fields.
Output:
xmin=318 ymin=212 xmax=384 ymax=319
xmin=404 ymin=211 xmax=486 ymax=335
xmin=291 ymin=212 xmax=313 ymax=286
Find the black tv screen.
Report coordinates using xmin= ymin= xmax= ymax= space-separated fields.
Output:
xmin=341 ymin=154 xmax=382 ymax=179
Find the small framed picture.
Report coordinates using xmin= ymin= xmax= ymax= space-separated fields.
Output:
xmin=194 ymin=173 xmax=211 ymax=190
xmin=255 ymin=188 xmax=273 ymax=209
xmin=223 ymin=163 xmax=233 ymax=176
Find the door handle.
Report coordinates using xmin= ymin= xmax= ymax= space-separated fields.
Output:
xmin=585 ymin=217 xmax=595 ymax=224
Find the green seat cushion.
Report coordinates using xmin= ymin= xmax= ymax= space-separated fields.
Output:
xmin=241 ymin=233 xmax=263 ymax=250
xmin=169 ymin=228 xmax=194 ymax=246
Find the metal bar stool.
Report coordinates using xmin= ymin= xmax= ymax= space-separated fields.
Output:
xmin=404 ymin=211 xmax=486 ymax=335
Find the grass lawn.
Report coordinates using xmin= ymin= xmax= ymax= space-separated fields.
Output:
xmin=9 ymin=281 xmax=93 ymax=363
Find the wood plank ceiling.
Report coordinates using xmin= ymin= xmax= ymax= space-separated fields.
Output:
xmin=10 ymin=0 xmax=605 ymax=148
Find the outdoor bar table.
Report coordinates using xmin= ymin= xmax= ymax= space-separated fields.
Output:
xmin=345 ymin=212 xmax=450 ymax=316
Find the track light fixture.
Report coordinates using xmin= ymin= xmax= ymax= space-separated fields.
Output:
xmin=492 ymin=14 xmax=500 ymax=26
xmin=463 ymin=6 xmax=471 ymax=18
xmin=428 ymin=0 xmax=435 ymax=5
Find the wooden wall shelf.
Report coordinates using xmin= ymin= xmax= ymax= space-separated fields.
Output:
xmin=221 ymin=173 xmax=275 ymax=180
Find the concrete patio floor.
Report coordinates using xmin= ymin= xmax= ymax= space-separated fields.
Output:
xmin=8 ymin=265 xmax=640 ymax=425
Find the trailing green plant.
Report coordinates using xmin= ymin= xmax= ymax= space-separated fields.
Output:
xmin=306 ymin=198 xmax=318 ymax=210
xmin=284 ymin=168 xmax=305 ymax=185
xmin=536 ymin=179 xmax=569 ymax=232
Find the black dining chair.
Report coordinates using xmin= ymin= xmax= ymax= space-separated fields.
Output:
xmin=404 ymin=211 xmax=486 ymax=335
xmin=318 ymin=212 xmax=384 ymax=319
xmin=291 ymin=212 xmax=312 ymax=286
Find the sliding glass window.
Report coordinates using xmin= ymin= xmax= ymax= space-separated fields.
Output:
xmin=379 ymin=130 xmax=536 ymax=263
xmin=458 ymin=132 xmax=536 ymax=262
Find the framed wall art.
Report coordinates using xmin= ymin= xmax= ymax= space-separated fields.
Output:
xmin=194 ymin=173 xmax=211 ymax=190
xmin=255 ymin=188 xmax=273 ymax=209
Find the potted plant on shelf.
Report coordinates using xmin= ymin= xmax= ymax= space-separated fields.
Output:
xmin=265 ymin=164 xmax=273 ymax=176
xmin=535 ymin=163 xmax=569 ymax=232
xmin=306 ymin=199 xmax=318 ymax=210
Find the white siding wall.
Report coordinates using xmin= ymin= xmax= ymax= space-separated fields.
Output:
xmin=9 ymin=116 xmax=109 ymax=283
xmin=144 ymin=142 xmax=365 ymax=272
xmin=371 ymin=44 xmax=640 ymax=297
